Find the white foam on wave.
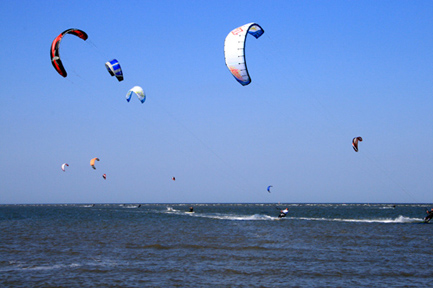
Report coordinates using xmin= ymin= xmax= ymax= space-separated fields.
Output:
xmin=195 ymin=213 xmax=275 ymax=221
xmin=121 ymin=204 xmax=140 ymax=209
xmin=294 ymin=215 xmax=423 ymax=224
xmin=160 ymin=209 xmax=424 ymax=224
xmin=2 ymin=259 xmax=120 ymax=273
xmin=161 ymin=208 xmax=276 ymax=220
xmin=8 ymin=263 xmax=82 ymax=272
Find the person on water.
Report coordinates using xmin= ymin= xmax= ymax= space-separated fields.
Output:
xmin=278 ymin=208 xmax=289 ymax=218
xmin=425 ymin=208 xmax=433 ymax=222
xmin=189 ymin=206 xmax=194 ymax=212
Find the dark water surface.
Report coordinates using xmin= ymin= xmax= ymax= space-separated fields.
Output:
xmin=1 ymin=203 xmax=432 ymax=287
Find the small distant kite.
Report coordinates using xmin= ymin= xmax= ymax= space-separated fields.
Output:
xmin=126 ymin=86 xmax=146 ymax=103
xmin=352 ymin=137 xmax=363 ymax=152
xmin=267 ymin=185 xmax=273 ymax=193
xmin=90 ymin=157 xmax=100 ymax=169
xmin=61 ymin=163 xmax=69 ymax=172
xmin=105 ymin=59 xmax=123 ymax=81
xmin=102 ymin=174 xmax=106 ymax=180
xmin=172 ymin=177 xmax=176 ymax=181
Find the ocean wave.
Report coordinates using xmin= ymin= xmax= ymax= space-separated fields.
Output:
xmin=156 ymin=206 xmax=427 ymax=224
xmin=200 ymin=214 xmax=275 ymax=221
xmin=162 ymin=210 xmax=424 ymax=224
xmin=379 ymin=206 xmax=395 ymax=209
xmin=2 ymin=262 xmax=82 ymax=272
xmin=120 ymin=204 xmax=141 ymax=209
xmin=161 ymin=208 xmax=277 ymax=221
xmin=293 ymin=215 xmax=423 ymax=224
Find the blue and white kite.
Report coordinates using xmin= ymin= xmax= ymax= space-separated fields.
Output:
xmin=105 ymin=59 xmax=123 ymax=82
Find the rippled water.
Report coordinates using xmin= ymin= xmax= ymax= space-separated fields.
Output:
xmin=1 ymin=203 xmax=432 ymax=287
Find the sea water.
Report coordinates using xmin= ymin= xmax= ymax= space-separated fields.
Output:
xmin=0 ymin=203 xmax=432 ymax=287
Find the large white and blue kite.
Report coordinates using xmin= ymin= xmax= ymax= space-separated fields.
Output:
xmin=224 ymin=23 xmax=264 ymax=86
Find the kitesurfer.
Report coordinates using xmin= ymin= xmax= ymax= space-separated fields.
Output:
xmin=189 ymin=206 xmax=194 ymax=212
xmin=278 ymin=208 xmax=289 ymax=218
xmin=425 ymin=209 xmax=433 ymax=222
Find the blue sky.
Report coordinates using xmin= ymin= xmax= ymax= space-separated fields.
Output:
xmin=1 ymin=1 xmax=432 ymax=204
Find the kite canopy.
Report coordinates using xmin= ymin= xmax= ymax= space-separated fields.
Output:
xmin=61 ymin=163 xmax=69 ymax=172
xmin=90 ymin=157 xmax=100 ymax=169
xmin=50 ymin=28 xmax=88 ymax=77
xmin=267 ymin=185 xmax=272 ymax=193
xmin=224 ymin=23 xmax=264 ymax=86
xmin=105 ymin=59 xmax=123 ymax=81
xmin=102 ymin=174 xmax=106 ymax=180
xmin=352 ymin=137 xmax=363 ymax=152
xmin=126 ymin=86 xmax=146 ymax=103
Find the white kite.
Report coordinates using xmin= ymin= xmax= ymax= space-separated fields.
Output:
xmin=224 ymin=23 xmax=264 ymax=86
xmin=61 ymin=163 xmax=69 ymax=172
xmin=126 ymin=86 xmax=146 ymax=103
